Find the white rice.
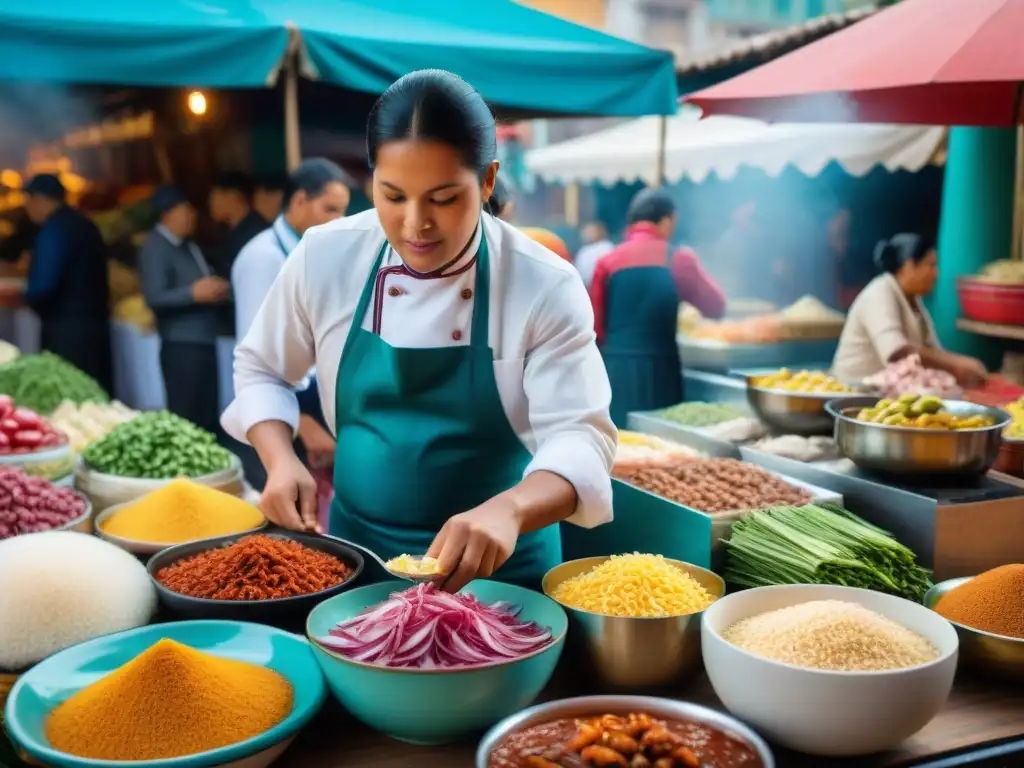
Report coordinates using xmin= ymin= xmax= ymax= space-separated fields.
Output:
xmin=0 ymin=531 xmax=157 ymax=670
xmin=723 ymin=599 xmax=939 ymax=672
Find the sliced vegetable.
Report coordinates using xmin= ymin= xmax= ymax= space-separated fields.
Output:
xmin=317 ymin=583 xmax=553 ymax=669
xmin=723 ymin=503 xmax=933 ymax=601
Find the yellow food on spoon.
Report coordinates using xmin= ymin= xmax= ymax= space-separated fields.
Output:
xmin=386 ymin=554 xmax=442 ymax=575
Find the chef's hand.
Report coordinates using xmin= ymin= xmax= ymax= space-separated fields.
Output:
xmin=192 ymin=276 xmax=230 ymax=304
xmin=298 ymin=414 xmax=335 ymax=469
xmin=427 ymin=497 xmax=520 ymax=594
xmin=260 ymin=453 xmax=320 ymax=533
xmin=951 ymin=355 xmax=988 ymax=388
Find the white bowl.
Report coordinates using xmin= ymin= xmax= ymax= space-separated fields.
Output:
xmin=701 ymin=584 xmax=958 ymax=757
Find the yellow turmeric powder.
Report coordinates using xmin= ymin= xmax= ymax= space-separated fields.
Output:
xmin=46 ymin=638 xmax=293 ymax=760
xmin=100 ymin=478 xmax=264 ymax=543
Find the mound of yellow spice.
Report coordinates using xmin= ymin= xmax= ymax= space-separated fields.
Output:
xmin=46 ymin=639 xmax=293 ymax=760
xmin=100 ymin=478 xmax=264 ymax=544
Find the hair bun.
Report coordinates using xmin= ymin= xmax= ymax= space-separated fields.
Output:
xmin=873 ymin=241 xmax=899 ymax=272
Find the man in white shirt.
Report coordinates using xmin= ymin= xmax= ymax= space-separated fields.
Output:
xmin=231 ymin=159 xmax=351 ymax=486
xmin=574 ymin=221 xmax=614 ymax=288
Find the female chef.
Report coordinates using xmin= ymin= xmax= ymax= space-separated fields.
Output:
xmin=832 ymin=233 xmax=987 ymax=386
xmin=222 ymin=70 xmax=616 ymax=593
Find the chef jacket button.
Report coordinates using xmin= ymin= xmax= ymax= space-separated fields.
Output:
xmin=461 ymin=288 xmax=473 ymax=300
xmin=387 ymin=286 xmax=402 ymax=297
xmin=451 ymin=330 xmax=463 ymax=341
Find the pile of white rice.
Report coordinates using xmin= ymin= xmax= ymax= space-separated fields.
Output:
xmin=0 ymin=531 xmax=157 ymax=671
xmin=723 ymin=599 xmax=939 ymax=672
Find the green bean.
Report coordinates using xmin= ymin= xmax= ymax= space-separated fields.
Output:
xmin=82 ymin=411 xmax=232 ymax=478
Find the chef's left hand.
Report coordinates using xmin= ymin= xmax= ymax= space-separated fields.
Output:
xmin=427 ymin=496 xmax=520 ymax=593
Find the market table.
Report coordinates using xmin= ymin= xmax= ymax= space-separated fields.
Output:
xmin=278 ymin=663 xmax=1024 ymax=768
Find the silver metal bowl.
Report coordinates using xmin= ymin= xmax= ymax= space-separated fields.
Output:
xmin=925 ymin=577 xmax=1024 ymax=680
xmin=745 ymin=375 xmax=867 ymax=435
xmin=542 ymin=556 xmax=724 ymax=688
xmin=476 ymin=695 xmax=775 ymax=768
xmin=826 ymin=397 xmax=1011 ymax=477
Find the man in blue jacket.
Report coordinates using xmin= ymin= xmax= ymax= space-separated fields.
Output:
xmin=0 ymin=174 xmax=112 ymax=391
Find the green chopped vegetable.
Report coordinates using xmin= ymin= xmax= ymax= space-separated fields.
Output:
xmin=722 ymin=503 xmax=933 ymax=602
xmin=0 ymin=352 xmax=108 ymax=414
xmin=656 ymin=401 xmax=746 ymax=427
xmin=82 ymin=411 xmax=232 ymax=479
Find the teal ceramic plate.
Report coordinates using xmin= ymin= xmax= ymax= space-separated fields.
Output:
xmin=4 ymin=620 xmax=327 ymax=768
xmin=306 ymin=580 xmax=567 ymax=745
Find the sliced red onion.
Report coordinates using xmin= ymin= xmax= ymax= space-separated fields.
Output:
xmin=317 ymin=583 xmax=553 ymax=669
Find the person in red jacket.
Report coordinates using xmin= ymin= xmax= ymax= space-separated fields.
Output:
xmin=590 ymin=188 xmax=726 ymax=425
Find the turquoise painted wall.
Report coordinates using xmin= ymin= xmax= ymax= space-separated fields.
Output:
xmin=926 ymin=127 xmax=1016 ymax=366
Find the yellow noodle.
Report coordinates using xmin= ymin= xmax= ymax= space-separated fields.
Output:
xmin=550 ymin=553 xmax=716 ymax=618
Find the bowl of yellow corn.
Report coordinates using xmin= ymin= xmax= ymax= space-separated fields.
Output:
xmin=745 ymin=369 xmax=866 ymax=436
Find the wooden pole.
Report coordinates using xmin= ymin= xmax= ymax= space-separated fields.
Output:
xmin=655 ymin=115 xmax=668 ymax=187
xmin=284 ymin=25 xmax=301 ymax=172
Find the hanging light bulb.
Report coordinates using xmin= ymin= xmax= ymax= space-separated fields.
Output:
xmin=187 ymin=90 xmax=208 ymax=116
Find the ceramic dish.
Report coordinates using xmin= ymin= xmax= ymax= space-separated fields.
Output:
xmin=4 ymin=619 xmax=327 ymax=768
xmin=702 ymin=584 xmax=958 ymax=757
xmin=307 ymin=579 xmax=566 ymax=745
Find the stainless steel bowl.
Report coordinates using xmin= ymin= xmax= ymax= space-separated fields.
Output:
xmin=925 ymin=577 xmax=1024 ymax=680
xmin=745 ymin=375 xmax=867 ymax=435
xmin=827 ymin=397 xmax=1011 ymax=477
xmin=476 ymin=695 xmax=775 ymax=768
xmin=542 ymin=556 xmax=724 ymax=688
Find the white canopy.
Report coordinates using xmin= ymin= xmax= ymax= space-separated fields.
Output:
xmin=525 ymin=107 xmax=946 ymax=186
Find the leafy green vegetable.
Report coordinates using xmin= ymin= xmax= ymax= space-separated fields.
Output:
xmin=0 ymin=353 xmax=108 ymax=414
xmin=723 ymin=503 xmax=933 ymax=601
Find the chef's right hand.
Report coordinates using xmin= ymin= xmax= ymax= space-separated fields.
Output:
xmin=260 ymin=453 xmax=320 ymax=533
xmin=192 ymin=276 xmax=230 ymax=304
xmin=951 ymin=355 xmax=988 ymax=388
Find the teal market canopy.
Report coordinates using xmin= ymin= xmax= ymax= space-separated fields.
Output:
xmin=0 ymin=0 xmax=678 ymax=116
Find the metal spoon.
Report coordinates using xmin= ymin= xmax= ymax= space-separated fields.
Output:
xmin=320 ymin=533 xmax=446 ymax=584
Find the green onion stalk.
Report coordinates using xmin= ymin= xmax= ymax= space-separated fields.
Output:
xmin=722 ymin=503 xmax=933 ymax=601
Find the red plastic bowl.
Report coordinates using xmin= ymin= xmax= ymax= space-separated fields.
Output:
xmin=958 ymin=278 xmax=1024 ymax=326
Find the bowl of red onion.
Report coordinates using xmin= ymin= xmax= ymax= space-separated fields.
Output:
xmin=306 ymin=580 xmax=567 ymax=745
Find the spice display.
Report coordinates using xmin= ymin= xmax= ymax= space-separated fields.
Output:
xmin=0 ymin=397 xmax=67 ymax=453
xmin=0 ymin=352 xmax=108 ymax=414
xmin=49 ymin=400 xmax=139 ymax=452
xmin=489 ymin=711 xmax=765 ymax=768
xmin=83 ymin=410 xmax=231 ymax=478
xmin=0 ymin=531 xmax=156 ymax=671
xmin=855 ymin=394 xmax=994 ymax=429
xmin=45 ymin=638 xmax=293 ymax=760
xmin=863 ymin=354 xmax=960 ymax=400
xmin=749 ymin=434 xmax=840 ymax=462
xmin=385 ymin=553 xmax=442 ymax=576
xmin=656 ymin=402 xmax=746 ymax=427
xmin=100 ymin=479 xmax=263 ymax=544
xmin=317 ymin=582 xmax=553 ymax=669
xmin=724 ymin=504 xmax=933 ymax=601
xmin=751 ymin=369 xmax=852 ymax=394
xmin=615 ymin=431 xmax=699 ymax=471
xmin=155 ymin=534 xmax=352 ymax=600
xmin=616 ymin=458 xmax=811 ymax=514
xmin=934 ymin=564 xmax=1024 ymax=639
xmin=0 ymin=467 xmax=88 ymax=539
xmin=723 ymin=600 xmax=939 ymax=672
xmin=550 ymin=553 xmax=716 ymax=618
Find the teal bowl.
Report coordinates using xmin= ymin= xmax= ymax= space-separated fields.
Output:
xmin=306 ymin=580 xmax=566 ymax=745
xmin=4 ymin=620 xmax=327 ymax=768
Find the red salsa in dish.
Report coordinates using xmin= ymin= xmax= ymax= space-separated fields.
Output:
xmin=488 ymin=711 xmax=764 ymax=768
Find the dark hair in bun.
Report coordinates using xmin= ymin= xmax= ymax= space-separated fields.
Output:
xmin=484 ymin=176 xmax=511 ymax=217
xmin=367 ymin=70 xmax=496 ymax=180
xmin=873 ymin=233 xmax=932 ymax=274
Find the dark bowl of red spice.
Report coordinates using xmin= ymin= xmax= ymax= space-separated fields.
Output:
xmin=147 ymin=529 xmax=364 ymax=629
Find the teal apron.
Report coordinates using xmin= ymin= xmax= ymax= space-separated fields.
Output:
xmin=600 ymin=244 xmax=682 ymax=427
xmin=329 ymin=232 xmax=561 ymax=589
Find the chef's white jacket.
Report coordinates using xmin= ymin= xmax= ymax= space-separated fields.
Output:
xmin=222 ymin=209 xmax=616 ymax=528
